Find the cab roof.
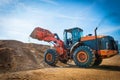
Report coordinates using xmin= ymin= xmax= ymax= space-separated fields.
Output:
xmin=64 ymin=27 xmax=83 ymax=32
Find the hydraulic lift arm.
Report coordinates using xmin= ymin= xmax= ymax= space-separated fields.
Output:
xmin=30 ymin=27 xmax=66 ymax=55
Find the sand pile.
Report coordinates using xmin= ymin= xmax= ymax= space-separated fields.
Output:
xmin=0 ymin=40 xmax=50 ymax=72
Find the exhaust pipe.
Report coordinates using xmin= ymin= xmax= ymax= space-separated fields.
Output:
xmin=94 ymin=27 xmax=99 ymax=53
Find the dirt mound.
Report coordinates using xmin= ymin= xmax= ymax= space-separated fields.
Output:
xmin=102 ymin=54 xmax=120 ymax=66
xmin=0 ymin=54 xmax=120 ymax=80
xmin=0 ymin=40 xmax=119 ymax=73
xmin=0 ymin=40 xmax=50 ymax=72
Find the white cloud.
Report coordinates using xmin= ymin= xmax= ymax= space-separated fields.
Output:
xmin=0 ymin=2 xmax=58 ymax=42
xmin=0 ymin=0 xmax=12 ymax=5
xmin=0 ymin=2 xmax=98 ymax=43
xmin=0 ymin=0 xmax=18 ymax=6
xmin=98 ymin=26 xmax=120 ymax=34
xmin=40 ymin=0 xmax=58 ymax=5
xmin=0 ymin=0 xmax=119 ymax=43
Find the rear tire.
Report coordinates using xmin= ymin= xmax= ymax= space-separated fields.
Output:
xmin=44 ymin=49 xmax=58 ymax=66
xmin=73 ymin=46 xmax=95 ymax=67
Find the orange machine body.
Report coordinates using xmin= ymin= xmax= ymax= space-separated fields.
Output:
xmin=30 ymin=27 xmax=118 ymax=59
xmin=81 ymin=35 xmax=118 ymax=58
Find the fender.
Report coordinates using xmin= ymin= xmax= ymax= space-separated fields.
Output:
xmin=70 ymin=42 xmax=81 ymax=54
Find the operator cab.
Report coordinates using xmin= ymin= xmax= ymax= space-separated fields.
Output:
xmin=63 ymin=27 xmax=83 ymax=48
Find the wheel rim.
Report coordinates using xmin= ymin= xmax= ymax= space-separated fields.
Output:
xmin=77 ymin=51 xmax=88 ymax=63
xmin=46 ymin=53 xmax=53 ymax=62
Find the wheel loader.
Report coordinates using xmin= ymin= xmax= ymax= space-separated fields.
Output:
xmin=30 ymin=27 xmax=118 ymax=67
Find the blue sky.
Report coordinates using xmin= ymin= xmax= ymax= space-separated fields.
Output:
xmin=0 ymin=0 xmax=120 ymax=44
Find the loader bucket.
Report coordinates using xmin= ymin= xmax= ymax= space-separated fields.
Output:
xmin=30 ymin=28 xmax=38 ymax=39
xmin=30 ymin=27 xmax=54 ymax=40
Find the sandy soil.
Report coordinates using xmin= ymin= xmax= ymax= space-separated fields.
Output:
xmin=0 ymin=40 xmax=51 ymax=71
xmin=0 ymin=55 xmax=120 ymax=80
xmin=0 ymin=40 xmax=120 ymax=80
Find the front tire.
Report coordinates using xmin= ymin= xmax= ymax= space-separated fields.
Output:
xmin=73 ymin=46 xmax=95 ymax=67
xmin=44 ymin=49 xmax=58 ymax=66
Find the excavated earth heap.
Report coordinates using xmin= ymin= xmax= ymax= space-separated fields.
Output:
xmin=0 ymin=40 xmax=51 ymax=72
